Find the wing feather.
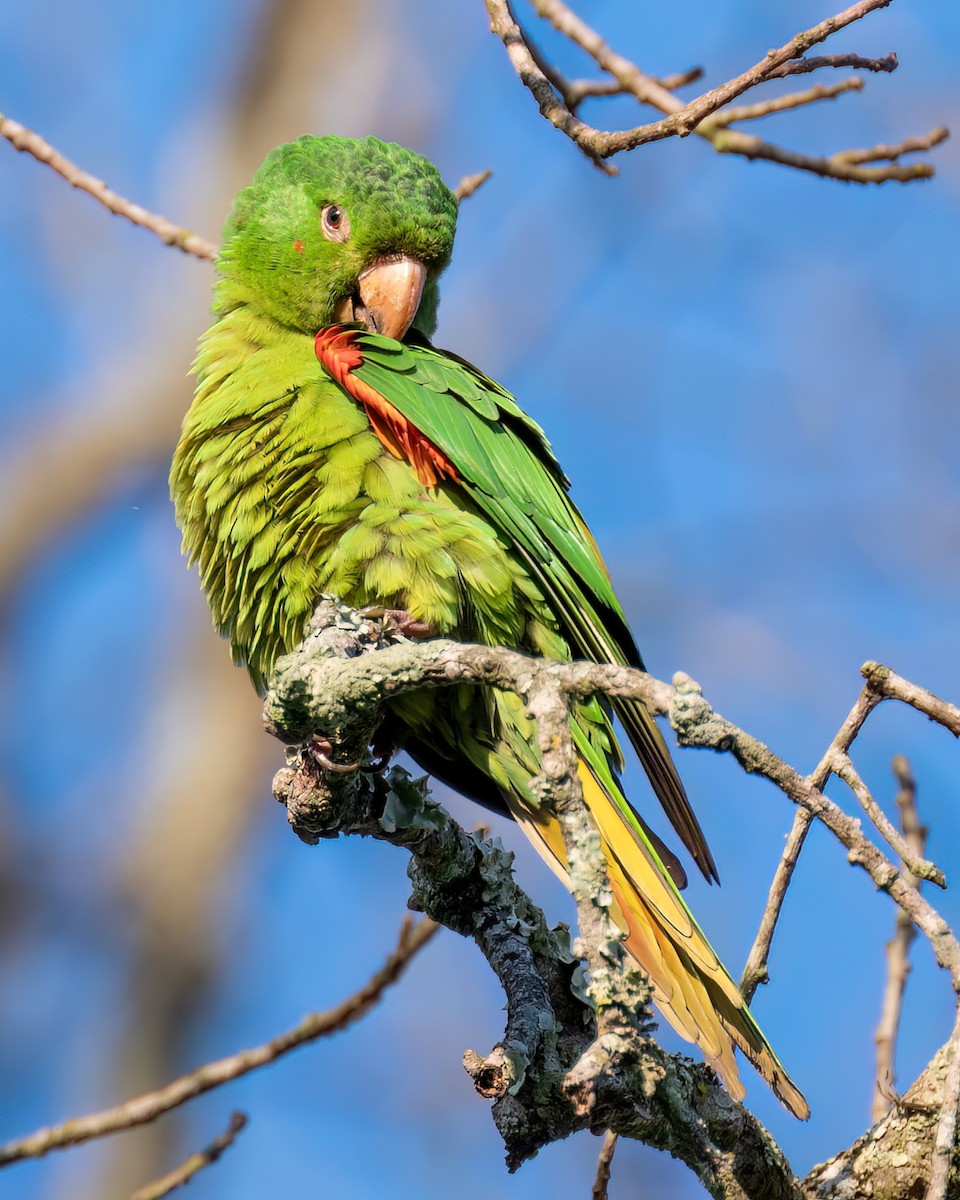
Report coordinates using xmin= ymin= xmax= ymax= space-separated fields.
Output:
xmin=351 ymin=332 xmax=718 ymax=882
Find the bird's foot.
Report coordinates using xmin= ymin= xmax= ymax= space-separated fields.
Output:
xmin=358 ymin=604 xmax=438 ymax=639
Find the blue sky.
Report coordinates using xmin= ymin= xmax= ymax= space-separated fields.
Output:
xmin=1 ymin=2 xmax=959 ymax=1197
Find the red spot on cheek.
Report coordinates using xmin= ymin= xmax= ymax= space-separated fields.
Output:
xmin=293 ymin=239 xmax=304 ymax=254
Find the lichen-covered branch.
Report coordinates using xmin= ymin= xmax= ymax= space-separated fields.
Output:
xmin=265 ymin=609 xmax=960 ymax=983
xmin=265 ymin=600 xmax=801 ymax=1198
xmin=262 ymin=598 xmax=960 ymax=1198
xmin=803 ymin=1039 xmax=960 ymax=1199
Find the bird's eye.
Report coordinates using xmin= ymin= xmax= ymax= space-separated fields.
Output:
xmin=320 ymin=203 xmax=350 ymax=243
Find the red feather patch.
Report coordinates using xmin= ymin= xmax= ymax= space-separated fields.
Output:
xmin=314 ymin=326 xmax=459 ymax=488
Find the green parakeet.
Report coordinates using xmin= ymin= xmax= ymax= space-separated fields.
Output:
xmin=171 ymin=135 xmax=808 ymax=1119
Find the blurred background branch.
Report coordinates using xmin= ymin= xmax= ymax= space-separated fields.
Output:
xmin=128 ymin=1111 xmax=248 ymax=1200
xmin=0 ymin=917 xmax=436 ymax=1170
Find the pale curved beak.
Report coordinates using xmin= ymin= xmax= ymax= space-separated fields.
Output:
xmin=334 ymin=255 xmax=426 ymax=341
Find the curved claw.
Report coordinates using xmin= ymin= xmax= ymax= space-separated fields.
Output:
xmin=309 ymin=735 xmax=360 ymax=774
xmin=358 ymin=604 xmax=386 ymax=620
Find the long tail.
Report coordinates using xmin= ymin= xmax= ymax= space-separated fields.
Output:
xmin=509 ymin=756 xmax=809 ymax=1120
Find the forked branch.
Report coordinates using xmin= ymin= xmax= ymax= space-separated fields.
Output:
xmin=484 ymin=0 xmax=948 ymax=181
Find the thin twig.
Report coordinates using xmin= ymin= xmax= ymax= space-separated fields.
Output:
xmin=704 ymin=78 xmax=864 ymax=129
xmin=710 ymin=127 xmax=941 ymax=181
xmin=548 ymin=69 xmax=703 ymax=113
xmin=872 ymin=757 xmax=926 ymax=1123
xmin=1 ymin=110 xmax=494 ymax=261
xmin=863 ymin=662 xmax=960 ymax=736
xmin=0 ymin=114 xmax=218 ymax=260
xmin=656 ymin=67 xmax=704 ymax=92
xmin=740 ymin=809 xmax=813 ymax=1003
xmin=128 ymin=1112 xmax=248 ymax=1200
xmin=831 ymin=752 xmax=943 ymax=885
xmin=832 ymin=127 xmax=950 ymax=164
xmin=564 ymin=78 xmax=627 ymax=108
xmin=592 ymin=1130 xmax=618 ymax=1200
xmin=453 ymin=169 xmax=493 ymax=200
xmin=0 ymin=917 xmax=438 ymax=1166
xmin=741 ymin=675 xmax=886 ymax=999
xmin=766 ymin=51 xmax=899 ymax=80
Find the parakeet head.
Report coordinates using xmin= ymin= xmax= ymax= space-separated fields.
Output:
xmin=217 ymin=135 xmax=458 ymax=339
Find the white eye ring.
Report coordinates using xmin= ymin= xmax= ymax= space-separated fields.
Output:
xmin=320 ymin=203 xmax=350 ymax=243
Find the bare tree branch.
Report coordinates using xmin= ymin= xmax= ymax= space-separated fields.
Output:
xmin=760 ymin=688 xmax=900 ymax=986
xmin=0 ymin=916 xmax=437 ymax=1168
xmin=483 ymin=0 xmax=947 ymax=181
xmin=863 ymin=662 xmax=960 ymax=735
xmin=128 ymin=1112 xmax=248 ymax=1200
xmin=0 ymin=114 xmax=218 ymax=259
xmin=832 ymin=752 xmax=941 ymax=883
xmin=742 ymin=674 xmax=893 ymax=999
xmin=740 ymin=808 xmax=813 ymax=1003
xmin=831 ymin=128 xmax=950 ymax=165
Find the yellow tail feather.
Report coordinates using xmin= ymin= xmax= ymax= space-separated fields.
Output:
xmin=508 ymin=757 xmax=809 ymax=1120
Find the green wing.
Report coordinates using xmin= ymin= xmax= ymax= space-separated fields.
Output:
xmin=343 ymin=330 xmax=719 ymax=884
